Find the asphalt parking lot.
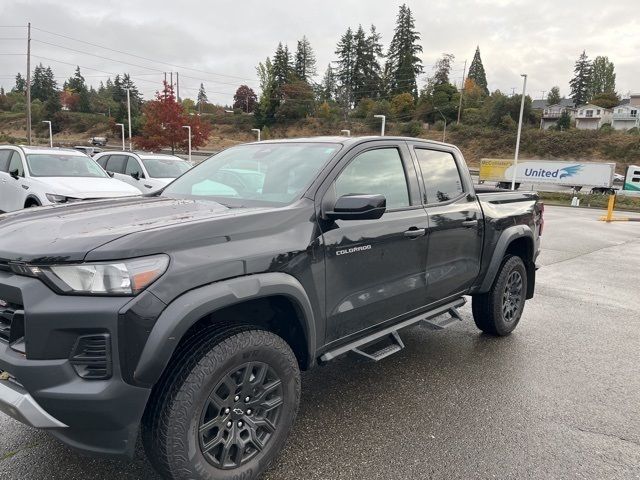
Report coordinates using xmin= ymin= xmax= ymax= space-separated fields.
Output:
xmin=1 ymin=205 xmax=639 ymax=479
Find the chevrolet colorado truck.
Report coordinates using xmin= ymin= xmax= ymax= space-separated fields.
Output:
xmin=0 ymin=137 xmax=543 ymax=480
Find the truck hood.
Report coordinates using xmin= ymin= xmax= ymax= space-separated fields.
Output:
xmin=32 ymin=176 xmax=141 ymax=198
xmin=0 ymin=196 xmax=268 ymax=263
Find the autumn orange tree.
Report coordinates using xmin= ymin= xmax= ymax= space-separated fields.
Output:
xmin=135 ymin=82 xmax=211 ymax=153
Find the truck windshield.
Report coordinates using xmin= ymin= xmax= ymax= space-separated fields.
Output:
xmin=26 ymin=154 xmax=109 ymax=178
xmin=162 ymin=143 xmax=342 ymax=206
xmin=142 ymin=157 xmax=191 ymax=178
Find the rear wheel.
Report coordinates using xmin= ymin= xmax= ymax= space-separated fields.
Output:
xmin=472 ymin=255 xmax=527 ymax=336
xmin=142 ymin=329 xmax=301 ymax=480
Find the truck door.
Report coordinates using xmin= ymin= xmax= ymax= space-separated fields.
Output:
xmin=319 ymin=143 xmax=430 ymax=343
xmin=411 ymin=145 xmax=483 ymax=304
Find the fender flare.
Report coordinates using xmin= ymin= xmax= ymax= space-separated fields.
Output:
xmin=478 ymin=225 xmax=534 ymax=293
xmin=24 ymin=194 xmax=42 ymax=207
xmin=134 ymin=272 xmax=316 ymax=385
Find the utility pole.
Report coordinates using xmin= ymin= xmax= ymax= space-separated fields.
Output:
xmin=541 ymin=90 xmax=546 ymax=100
xmin=164 ymin=72 xmax=167 ymax=99
xmin=176 ymin=72 xmax=180 ymax=102
xmin=457 ymin=59 xmax=467 ymax=124
xmin=126 ymin=88 xmax=132 ymax=151
xmin=170 ymin=72 xmax=173 ymax=94
xmin=512 ymin=74 xmax=528 ymax=191
xmin=26 ymin=22 xmax=32 ymax=145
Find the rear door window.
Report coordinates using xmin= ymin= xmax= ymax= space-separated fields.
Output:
xmin=415 ymin=149 xmax=464 ymax=204
xmin=124 ymin=157 xmax=142 ymax=176
xmin=106 ymin=155 xmax=127 ymax=174
xmin=0 ymin=150 xmax=12 ymax=172
xmin=8 ymin=151 xmax=24 ymax=177
xmin=96 ymin=155 xmax=110 ymax=169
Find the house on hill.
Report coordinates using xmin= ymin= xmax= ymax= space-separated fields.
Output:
xmin=611 ymin=94 xmax=640 ymax=131
xmin=539 ymin=99 xmax=575 ymax=130
xmin=574 ymin=104 xmax=613 ymax=130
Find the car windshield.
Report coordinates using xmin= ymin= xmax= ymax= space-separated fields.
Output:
xmin=142 ymin=157 xmax=192 ymax=178
xmin=162 ymin=142 xmax=341 ymax=206
xmin=26 ymin=153 xmax=108 ymax=178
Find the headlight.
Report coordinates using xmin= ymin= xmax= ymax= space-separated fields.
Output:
xmin=22 ymin=255 xmax=170 ymax=295
xmin=46 ymin=193 xmax=68 ymax=203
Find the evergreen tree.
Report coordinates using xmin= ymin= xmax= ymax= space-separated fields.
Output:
xmin=13 ymin=73 xmax=26 ymax=93
xmin=467 ymin=46 xmax=488 ymax=94
xmin=319 ymin=64 xmax=337 ymax=102
xmin=197 ymin=83 xmax=208 ymax=113
xmin=351 ymin=24 xmax=384 ymax=103
xmin=31 ymin=64 xmax=58 ymax=103
xmin=272 ymin=42 xmax=293 ymax=92
xmin=255 ymin=57 xmax=277 ymax=126
xmin=590 ymin=56 xmax=616 ymax=96
xmin=569 ymin=51 xmax=592 ymax=107
xmin=385 ymin=4 xmax=423 ymax=98
xmin=294 ymin=36 xmax=317 ymax=83
xmin=547 ymin=86 xmax=561 ymax=106
xmin=431 ymin=53 xmax=455 ymax=86
xmin=334 ymin=27 xmax=355 ymax=107
xmin=64 ymin=66 xmax=91 ymax=112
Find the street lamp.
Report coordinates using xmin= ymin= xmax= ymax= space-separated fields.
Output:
xmin=182 ymin=125 xmax=192 ymax=164
xmin=125 ymin=88 xmax=132 ymax=151
xmin=251 ymin=128 xmax=261 ymax=142
xmin=115 ymin=123 xmax=125 ymax=150
xmin=340 ymin=129 xmax=351 ymax=136
xmin=373 ymin=115 xmax=386 ymax=136
xmin=512 ymin=74 xmax=528 ymax=191
xmin=42 ymin=120 xmax=52 ymax=147
xmin=433 ymin=108 xmax=447 ymax=142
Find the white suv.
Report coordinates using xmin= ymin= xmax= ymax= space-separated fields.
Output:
xmin=0 ymin=146 xmax=140 ymax=213
xmin=93 ymin=151 xmax=192 ymax=193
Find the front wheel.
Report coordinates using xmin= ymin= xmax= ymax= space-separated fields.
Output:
xmin=472 ymin=255 xmax=527 ymax=336
xmin=142 ymin=329 xmax=301 ymax=480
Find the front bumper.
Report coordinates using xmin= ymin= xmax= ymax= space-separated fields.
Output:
xmin=0 ymin=270 xmax=153 ymax=457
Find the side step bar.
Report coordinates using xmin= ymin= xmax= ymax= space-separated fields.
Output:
xmin=320 ymin=297 xmax=466 ymax=362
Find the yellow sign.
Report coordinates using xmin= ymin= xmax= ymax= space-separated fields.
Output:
xmin=479 ymin=159 xmax=513 ymax=181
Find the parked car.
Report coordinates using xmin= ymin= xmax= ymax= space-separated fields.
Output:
xmin=93 ymin=151 xmax=192 ymax=193
xmin=0 ymin=137 xmax=543 ymax=480
xmin=91 ymin=136 xmax=107 ymax=146
xmin=73 ymin=146 xmax=103 ymax=157
xmin=0 ymin=146 xmax=140 ymax=212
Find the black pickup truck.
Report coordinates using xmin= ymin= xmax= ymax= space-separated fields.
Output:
xmin=0 ymin=137 xmax=543 ymax=480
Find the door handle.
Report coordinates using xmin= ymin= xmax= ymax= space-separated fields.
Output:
xmin=462 ymin=219 xmax=478 ymax=227
xmin=404 ymin=228 xmax=427 ymax=238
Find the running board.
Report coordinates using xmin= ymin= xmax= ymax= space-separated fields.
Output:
xmin=320 ymin=297 xmax=466 ymax=362
xmin=421 ymin=306 xmax=463 ymax=330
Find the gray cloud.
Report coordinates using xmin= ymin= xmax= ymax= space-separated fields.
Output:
xmin=0 ymin=0 xmax=638 ymax=104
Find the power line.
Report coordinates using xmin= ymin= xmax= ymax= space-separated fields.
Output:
xmin=31 ymin=25 xmax=258 ymax=83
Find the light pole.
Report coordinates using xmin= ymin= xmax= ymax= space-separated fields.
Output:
xmin=251 ymin=128 xmax=261 ymax=142
xmin=115 ymin=123 xmax=125 ymax=150
xmin=42 ymin=120 xmax=52 ymax=147
xmin=340 ymin=129 xmax=351 ymax=136
xmin=512 ymin=74 xmax=528 ymax=191
xmin=182 ymin=125 xmax=192 ymax=164
xmin=434 ymin=108 xmax=447 ymax=142
xmin=373 ymin=115 xmax=386 ymax=136
xmin=126 ymin=88 xmax=132 ymax=151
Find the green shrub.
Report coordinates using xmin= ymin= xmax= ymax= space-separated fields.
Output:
xmin=401 ymin=121 xmax=423 ymax=137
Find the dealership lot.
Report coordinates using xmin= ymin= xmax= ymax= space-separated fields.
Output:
xmin=1 ymin=205 xmax=639 ymax=479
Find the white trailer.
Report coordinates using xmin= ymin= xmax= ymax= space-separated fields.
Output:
xmin=479 ymin=159 xmax=616 ymax=189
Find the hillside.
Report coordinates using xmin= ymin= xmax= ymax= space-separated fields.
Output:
xmin=1 ymin=112 xmax=639 ymax=172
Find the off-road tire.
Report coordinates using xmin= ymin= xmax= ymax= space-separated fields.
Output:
xmin=142 ymin=328 xmax=301 ymax=480
xmin=472 ymin=255 xmax=527 ymax=336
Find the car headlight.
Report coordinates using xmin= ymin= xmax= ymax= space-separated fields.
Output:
xmin=46 ymin=193 xmax=68 ymax=203
xmin=12 ymin=255 xmax=169 ymax=295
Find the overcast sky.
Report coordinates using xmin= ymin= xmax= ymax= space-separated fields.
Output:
xmin=1 ymin=0 xmax=638 ymax=105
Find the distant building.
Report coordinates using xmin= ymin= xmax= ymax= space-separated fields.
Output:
xmin=574 ymin=104 xmax=613 ymax=130
xmin=612 ymin=104 xmax=639 ymax=131
xmin=539 ymin=99 xmax=576 ymax=130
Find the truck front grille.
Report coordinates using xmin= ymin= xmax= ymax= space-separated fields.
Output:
xmin=0 ymin=301 xmax=24 ymax=345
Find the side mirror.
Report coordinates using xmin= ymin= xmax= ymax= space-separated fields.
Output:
xmin=131 ymin=171 xmax=141 ymax=180
xmin=107 ymin=171 xmax=114 ymax=178
xmin=9 ymin=169 xmax=20 ymax=180
xmin=326 ymin=194 xmax=386 ymax=221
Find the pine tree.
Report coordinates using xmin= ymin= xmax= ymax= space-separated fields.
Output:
xmin=320 ymin=64 xmax=336 ymax=102
xmin=589 ymin=56 xmax=616 ymax=96
xmin=431 ymin=53 xmax=455 ymax=86
xmin=31 ymin=63 xmax=58 ymax=102
xmin=334 ymin=27 xmax=355 ymax=107
xmin=197 ymin=83 xmax=208 ymax=113
xmin=272 ymin=43 xmax=292 ymax=92
xmin=363 ymin=25 xmax=384 ymax=97
xmin=547 ymin=86 xmax=561 ymax=106
xmin=65 ymin=66 xmax=91 ymax=112
xmin=255 ymin=57 xmax=277 ymax=126
xmin=569 ymin=51 xmax=592 ymax=107
xmin=385 ymin=4 xmax=423 ymax=98
xmin=351 ymin=25 xmax=369 ymax=104
xmin=294 ymin=36 xmax=317 ymax=83
xmin=13 ymin=73 xmax=26 ymax=93
xmin=467 ymin=46 xmax=488 ymax=94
